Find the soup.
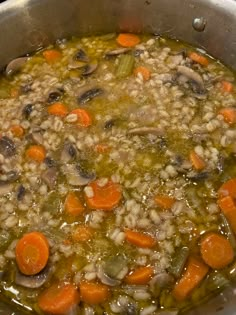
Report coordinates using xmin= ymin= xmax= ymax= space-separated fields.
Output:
xmin=0 ymin=33 xmax=236 ymax=315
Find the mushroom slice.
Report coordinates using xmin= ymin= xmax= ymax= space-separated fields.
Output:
xmin=77 ymin=87 xmax=104 ymax=105
xmin=104 ymin=118 xmax=116 ymax=130
xmin=133 ymin=49 xmax=145 ymax=57
xmin=15 ymin=265 xmax=51 ymax=288
xmin=0 ymin=171 xmax=20 ymax=184
xmin=187 ymin=170 xmax=209 ymax=181
xmin=177 ymin=65 xmax=205 ymax=93
xmin=31 ymin=129 xmax=44 ymax=145
xmin=22 ymin=104 xmax=34 ymax=119
xmin=44 ymin=157 xmax=57 ymax=168
xmin=127 ymin=127 xmax=164 ymax=136
xmin=170 ymin=49 xmax=187 ymax=57
xmin=6 ymin=57 xmax=29 ymax=76
xmin=82 ymin=61 xmax=98 ymax=76
xmin=150 ymin=272 xmax=174 ymax=292
xmin=16 ymin=185 xmax=26 ymax=201
xmin=190 ymin=92 xmax=207 ymax=100
xmin=97 ymin=264 xmax=121 ymax=287
xmin=0 ymin=136 xmax=16 ymax=157
xmin=63 ymin=164 xmax=96 ymax=186
xmin=68 ymin=60 xmax=87 ymax=70
xmin=74 ymin=48 xmax=89 ymax=62
xmin=41 ymin=168 xmax=57 ymax=190
xmin=103 ymin=255 xmax=127 ymax=279
xmin=105 ymin=48 xmax=130 ymax=57
xmin=61 ymin=142 xmax=77 ymax=163
xmin=47 ymin=89 xmax=64 ymax=104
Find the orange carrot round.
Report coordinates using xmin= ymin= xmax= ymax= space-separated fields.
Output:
xmin=10 ymin=125 xmax=24 ymax=138
xmin=38 ymin=283 xmax=80 ymax=314
xmin=189 ymin=150 xmax=206 ymax=171
xmin=79 ymin=282 xmax=110 ymax=304
xmin=188 ymin=52 xmax=209 ymax=66
xmin=95 ymin=143 xmax=110 ymax=154
xmin=221 ymin=80 xmax=233 ymax=93
xmin=47 ymin=103 xmax=69 ymax=117
xmin=125 ymin=266 xmax=154 ymax=284
xmin=43 ymin=50 xmax=62 ymax=63
xmin=116 ymin=33 xmax=141 ymax=47
xmin=218 ymin=196 xmax=236 ymax=213
xmin=200 ymin=232 xmax=234 ymax=269
xmin=154 ymin=195 xmax=176 ymax=209
xmin=70 ymin=108 xmax=92 ymax=127
xmin=219 ymin=107 xmax=236 ymax=124
xmin=134 ymin=66 xmax=151 ymax=81
xmin=26 ymin=145 xmax=46 ymax=163
xmin=85 ymin=179 xmax=122 ymax=210
xmin=218 ymin=178 xmax=236 ymax=198
xmin=10 ymin=88 xmax=20 ymax=98
xmin=15 ymin=232 xmax=49 ymax=275
xmin=72 ymin=225 xmax=94 ymax=242
xmin=218 ymin=196 xmax=236 ymax=234
xmin=64 ymin=192 xmax=85 ymax=216
xmin=124 ymin=229 xmax=156 ymax=248
xmin=172 ymin=256 xmax=209 ymax=301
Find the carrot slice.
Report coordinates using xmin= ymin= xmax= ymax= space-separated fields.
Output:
xmin=47 ymin=103 xmax=69 ymax=117
xmin=218 ymin=195 xmax=236 ymax=213
xmin=79 ymin=282 xmax=110 ymax=304
xmin=95 ymin=143 xmax=110 ymax=154
xmin=38 ymin=283 xmax=80 ymax=315
xmin=26 ymin=145 xmax=46 ymax=163
xmin=221 ymin=80 xmax=233 ymax=93
xmin=218 ymin=196 xmax=236 ymax=234
xmin=85 ymin=179 xmax=122 ymax=210
xmin=219 ymin=107 xmax=236 ymax=124
xmin=125 ymin=266 xmax=154 ymax=285
xmin=218 ymin=178 xmax=236 ymax=198
xmin=189 ymin=150 xmax=206 ymax=171
xmin=72 ymin=225 xmax=94 ymax=242
xmin=154 ymin=195 xmax=176 ymax=209
xmin=10 ymin=87 xmax=20 ymax=98
xmin=70 ymin=108 xmax=92 ymax=127
xmin=188 ymin=52 xmax=209 ymax=66
xmin=134 ymin=66 xmax=151 ymax=81
xmin=64 ymin=192 xmax=85 ymax=216
xmin=43 ymin=49 xmax=62 ymax=63
xmin=125 ymin=229 xmax=156 ymax=248
xmin=172 ymin=256 xmax=209 ymax=301
xmin=10 ymin=125 xmax=24 ymax=138
xmin=116 ymin=33 xmax=141 ymax=47
xmin=15 ymin=232 xmax=49 ymax=275
xmin=200 ymin=232 xmax=234 ymax=269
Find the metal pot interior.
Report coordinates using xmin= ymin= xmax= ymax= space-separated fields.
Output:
xmin=0 ymin=0 xmax=236 ymax=314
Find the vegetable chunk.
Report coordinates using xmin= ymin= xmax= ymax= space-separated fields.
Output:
xmin=125 ymin=266 xmax=154 ymax=284
xmin=85 ymin=179 xmax=122 ymax=210
xmin=38 ymin=283 xmax=79 ymax=314
xmin=125 ymin=229 xmax=156 ymax=248
xmin=15 ymin=232 xmax=49 ymax=276
xmin=116 ymin=33 xmax=141 ymax=47
xmin=172 ymin=256 xmax=209 ymax=301
xmin=79 ymin=282 xmax=110 ymax=304
xmin=200 ymin=233 xmax=234 ymax=269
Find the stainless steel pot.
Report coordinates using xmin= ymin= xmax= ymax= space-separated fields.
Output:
xmin=0 ymin=0 xmax=236 ymax=314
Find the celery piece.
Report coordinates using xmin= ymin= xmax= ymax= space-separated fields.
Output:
xmin=116 ymin=54 xmax=135 ymax=79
